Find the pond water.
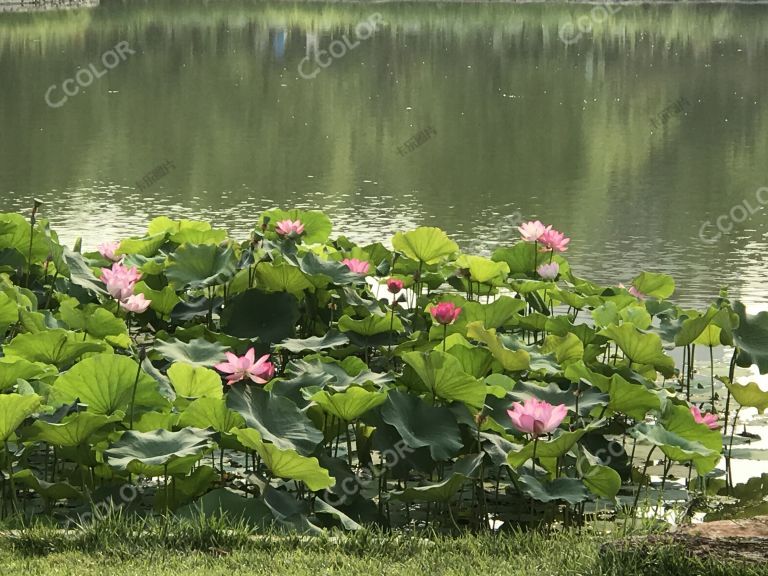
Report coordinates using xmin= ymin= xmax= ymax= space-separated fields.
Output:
xmin=1 ymin=0 xmax=768 ymax=308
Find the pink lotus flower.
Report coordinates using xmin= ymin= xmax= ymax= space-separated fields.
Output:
xmin=98 ymin=241 xmax=121 ymax=262
xmin=537 ymin=262 xmax=559 ymax=280
xmin=691 ymin=406 xmax=720 ymax=430
xmin=430 ymin=301 xmax=462 ymax=325
xmin=386 ymin=278 xmax=404 ymax=294
xmin=341 ymin=258 xmax=370 ymax=275
xmin=518 ymin=220 xmax=551 ymax=242
xmin=628 ymin=286 xmax=647 ymax=300
xmin=101 ymin=262 xmax=142 ymax=301
xmin=507 ymin=398 xmax=568 ymax=438
xmin=539 ymin=228 xmax=570 ymax=252
xmin=275 ymin=219 xmax=305 ymax=237
xmin=214 ymin=348 xmax=275 ymax=386
xmin=120 ymin=293 xmax=152 ymax=314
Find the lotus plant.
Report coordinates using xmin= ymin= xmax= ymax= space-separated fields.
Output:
xmin=691 ymin=406 xmax=720 ymax=430
xmin=275 ymin=219 xmax=305 ymax=238
xmin=539 ymin=228 xmax=570 ymax=253
xmin=97 ymin=240 xmax=121 ymax=262
xmin=120 ymin=293 xmax=152 ymax=314
xmin=341 ymin=258 xmax=370 ymax=275
xmin=508 ymin=398 xmax=568 ymax=473
xmin=518 ymin=220 xmax=551 ymax=242
xmin=101 ymin=262 xmax=142 ymax=301
xmin=537 ymin=262 xmax=559 ymax=280
xmin=215 ymin=348 xmax=275 ymax=385
xmin=431 ymin=301 xmax=462 ymax=352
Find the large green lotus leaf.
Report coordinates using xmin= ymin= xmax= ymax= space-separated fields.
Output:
xmin=132 ymin=282 xmax=182 ymax=319
xmin=0 ymin=291 xmax=18 ymax=334
xmin=391 ymin=227 xmax=458 ymax=265
xmin=550 ymin=288 xmax=603 ymax=310
xmin=733 ymin=301 xmax=768 ymax=374
xmin=599 ymin=324 xmax=675 ymax=377
xmin=133 ymin=410 xmax=179 ymax=432
xmin=504 ymin=378 xmax=608 ymax=418
xmin=466 ymin=322 xmax=530 ymax=372
xmin=675 ymin=307 xmax=734 ymax=347
xmin=402 ymin=350 xmax=486 ymax=409
xmin=116 ymin=233 xmax=168 ymax=258
xmin=148 ymin=216 xmax=211 ymax=237
xmin=295 ymin=252 xmax=362 ymax=286
xmin=220 ymin=289 xmax=299 ymax=343
xmin=338 ymin=312 xmax=403 ymax=337
xmin=591 ymin=301 xmax=620 ymax=328
xmin=13 ymin=469 xmax=82 ymax=501
xmin=4 ymin=329 xmax=106 ymax=369
xmin=444 ymin=337 xmax=493 ymax=379
xmin=0 ymin=213 xmax=53 ymax=264
xmin=58 ymin=299 xmax=129 ymax=344
xmin=226 ymin=385 xmax=323 ymax=455
xmin=253 ymin=262 xmax=314 ymax=296
xmin=0 ymin=393 xmax=41 ymax=441
xmin=311 ymin=387 xmax=387 ymax=422
xmin=153 ymin=337 xmax=228 ymax=368
xmin=543 ymin=316 xmax=598 ymax=346
xmin=576 ymin=446 xmax=621 ymax=499
xmin=517 ymin=475 xmax=590 ymax=505
xmin=455 ymin=255 xmax=510 ymax=284
xmin=313 ymin=497 xmax=362 ymax=531
xmin=233 ymin=428 xmax=334 ymax=491
xmin=154 ymin=465 xmax=219 ymax=511
xmin=168 ymin=363 xmax=223 ymax=400
xmin=177 ymin=397 xmax=244 ymax=432
xmin=632 ymin=404 xmax=721 ymax=474
xmin=166 ymin=243 xmax=237 ymax=290
xmin=392 ymin=454 xmax=482 ymax=503
xmin=491 ymin=242 xmax=538 ymax=275
xmin=104 ymin=428 xmax=216 ymax=476
xmin=564 ymin=362 xmax=660 ymax=421
xmin=540 ymin=333 xmax=584 ymax=366
xmin=632 ymin=272 xmax=675 ymax=299
xmin=461 ymin=296 xmax=526 ymax=330
xmin=277 ymin=331 xmax=349 ymax=354
xmin=619 ymin=305 xmax=652 ymax=330
xmin=379 ymin=390 xmax=462 ymax=461
xmin=50 ymin=354 xmax=168 ymax=415
xmin=58 ymin=247 xmax=108 ymax=296
xmin=22 ymin=411 xmax=123 ymax=447
xmin=261 ymin=209 xmax=332 ymax=245
xmin=176 ymin=487 xmax=272 ymax=526
xmin=507 ymin=430 xmax=586 ymax=468
xmin=0 ymin=357 xmax=57 ymax=391
xmin=725 ymin=380 xmax=768 ymax=413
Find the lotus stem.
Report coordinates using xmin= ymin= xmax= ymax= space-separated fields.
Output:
xmin=128 ymin=353 xmax=143 ymax=430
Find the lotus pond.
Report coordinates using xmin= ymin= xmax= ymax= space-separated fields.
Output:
xmin=1 ymin=206 xmax=768 ymax=532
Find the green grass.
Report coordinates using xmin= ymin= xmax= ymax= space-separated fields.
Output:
xmin=0 ymin=515 xmax=766 ymax=576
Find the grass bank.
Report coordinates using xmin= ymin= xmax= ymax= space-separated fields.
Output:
xmin=0 ymin=517 xmax=765 ymax=576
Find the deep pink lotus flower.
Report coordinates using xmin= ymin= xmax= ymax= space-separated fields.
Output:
xmin=386 ymin=278 xmax=404 ymax=294
xmin=120 ymin=293 xmax=152 ymax=314
xmin=275 ymin=219 xmax=305 ymax=237
xmin=691 ymin=406 xmax=720 ymax=430
xmin=430 ymin=301 xmax=462 ymax=325
xmin=507 ymin=398 xmax=568 ymax=438
xmin=518 ymin=220 xmax=551 ymax=242
xmin=539 ymin=228 xmax=570 ymax=252
xmin=101 ymin=262 xmax=142 ymax=301
xmin=537 ymin=262 xmax=559 ymax=280
xmin=97 ymin=241 xmax=121 ymax=262
xmin=341 ymin=258 xmax=370 ymax=275
xmin=215 ymin=348 xmax=275 ymax=386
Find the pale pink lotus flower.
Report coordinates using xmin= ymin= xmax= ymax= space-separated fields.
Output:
xmin=508 ymin=397 xmax=568 ymax=438
xmin=518 ymin=220 xmax=551 ymax=242
xmin=341 ymin=258 xmax=370 ymax=275
xmin=430 ymin=301 xmax=462 ymax=325
xmin=275 ymin=219 xmax=305 ymax=237
xmin=214 ymin=348 xmax=275 ymax=385
xmin=386 ymin=278 xmax=404 ymax=294
xmin=537 ymin=262 xmax=559 ymax=280
xmin=120 ymin=293 xmax=152 ymax=314
xmin=97 ymin=241 xmax=121 ymax=262
xmin=101 ymin=262 xmax=142 ymax=301
xmin=539 ymin=228 xmax=571 ymax=252
xmin=628 ymin=286 xmax=647 ymax=300
xmin=691 ymin=406 xmax=720 ymax=430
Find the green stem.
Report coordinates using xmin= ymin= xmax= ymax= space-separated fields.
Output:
xmin=128 ymin=353 xmax=143 ymax=430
